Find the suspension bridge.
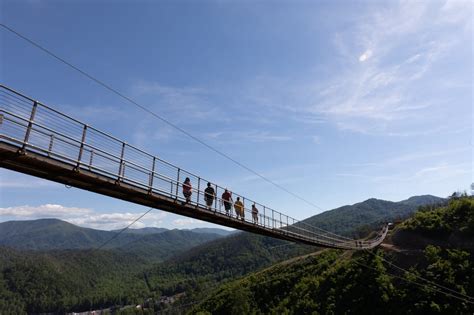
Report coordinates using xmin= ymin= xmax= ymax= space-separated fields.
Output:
xmin=0 ymin=84 xmax=388 ymax=250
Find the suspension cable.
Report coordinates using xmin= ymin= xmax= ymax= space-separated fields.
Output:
xmin=0 ymin=22 xmax=355 ymax=241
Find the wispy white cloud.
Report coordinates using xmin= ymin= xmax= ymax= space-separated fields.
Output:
xmin=345 ymin=147 xmax=470 ymax=168
xmin=131 ymin=81 xmax=221 ymax=123
xmin=359 ymin=49 xmax=372 ymax=62
xmin=229 ymin=1 xmax=471 ymax=136
xmin=68 ymin=211 xmax=166 ymax=230
xmin=311 ymin=1 xmax=471 ymax=133
xmin=336 ymin=145 xmax=471 ymax=190
xmin=0 ymin=204 xmax=167 ymax=230
xmin=312 ymin=135 xmax=321 ymax=144
xmin=204 ymin=130 xmax=292 ymax=143
xmin=0 ymin=178 xmax=57 ymax=189
xmin=0 ymin=204 xmax=92 ymax=217
xmin=336 ymin=162 xmax=470 ymax=184
xmin=0 ymin=170 xmax=58 ymax=189
xmin=63 ymin=104 xmax=127 ymax=123
xmin=439 ymin=0 xmax=473 ymax=25
xmin=387 ymin=147 xmax=470 ymax=165
xmin=225 ymin=162 xmax=322 ymax=190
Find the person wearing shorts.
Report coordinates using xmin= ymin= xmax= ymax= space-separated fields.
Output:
xmin=221 ymin=189 xmax=232 ymax=216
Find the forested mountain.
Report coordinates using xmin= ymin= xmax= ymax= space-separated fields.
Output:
xmin=0 ymin=219 xmax=113 ymax=250
xmin=0 ymin=195 xmax=450 ymax=313
xmin=0 ymin=219 xmax=230 ymax=251
xmin=183 ymin=228 xmax=236 ymax=236
xmin=145 ymin=232 xmax=314 ymax=299
xmin=0 ymin=247 xmax=151 ymax=313
xmin=393 ymin=195 xmax=474 ymax=249
xmin=143 ymin=195 xmax=445 ymax=307
xmin=117 ymin=227 xmax=169 ymax=235
xmin=302 ymin=194 xmax=445 ymax=237
xmin=115 ymin=229 xmax=227 ymax=261
xmin=192 ymin=196 xmax=474 ymax=314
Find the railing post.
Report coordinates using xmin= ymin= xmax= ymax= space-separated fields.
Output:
xmin=148 ymin=157 xmax=156 ymax=193
xmin=20 ymin=101 xmax=38 ymax=153
xmin=272 ymin=210 xmax=274 ymax=229
xmin=116 ymin=142 xmax=126 ymax=181
xmin=47 ymin=134 xmax=54 ymax=157
xmin=175 ymin=168 xmax=181 ymax=199
xmin=263 ymin=206 xmax=266 ymax=228
xmin=196 ymin=177 xmax=201 ymax=206
xmin=214 ymin=184 xmax=218 ymax=212
xmin=75 ymin=125 xmax=88 ymax=170
xmin=89 ymin=150 xmax=94 ymax=170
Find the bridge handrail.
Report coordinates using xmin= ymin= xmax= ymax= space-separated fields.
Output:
xmin=0 ymin=110 xmax=354 ymax=244
xmin=0 ymin=110 xmax=352 ymax=244
xmin=0 ymin=101 xmax=354 ymax=243
xmin=0 ymin=84 xmax=388 ymax=249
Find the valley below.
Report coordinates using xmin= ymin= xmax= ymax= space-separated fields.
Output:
xmin=1 ymin=194 xmax=473 ymax=314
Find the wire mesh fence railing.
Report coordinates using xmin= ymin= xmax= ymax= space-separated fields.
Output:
xmin=0 ymin=84 xmax=388 ymax=249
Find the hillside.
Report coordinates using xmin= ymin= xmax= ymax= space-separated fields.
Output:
xmin=192 ymin=196 xmax=474 ymax=314
xmin=302 ymin=195 xmax=445 ymax=237
xmin=146 ymin=232 xmax=314 ymax=299
xmin=0 ymin=247 xmax=151 ymax=313
xmin=393 ymin=196 xmax=474 ymax=249
xmin=0 ymin=219 xmax=229 ymax=255
xmin=192 ymin=246 xmax=474 ymax=314
xmin=184 ymin=228 xmax=235 ymax=236
xmin=0 ymin=195 xmax=447 ymax=313
xmin=117 ymin=227 xmax=169 ymax=235
xmin=0 ymin=219 xmax=114 ymax=250
xmin=144 ymin=195 xmax=444 ymax=306
xmin=116 ymin=229 xmax=226 ymax=261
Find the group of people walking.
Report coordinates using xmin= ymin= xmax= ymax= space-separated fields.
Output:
xmin=181 ymin=177 xmax=259 ymax=224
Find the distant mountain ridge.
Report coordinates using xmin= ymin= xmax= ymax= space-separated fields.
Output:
xmin=117 ymin=227 xmax=169 ymax=235
xmin=302 ymin=194 xmax=445 ymax=237
xmin=183 ymin=227 xmax=236 ymax=236
xmin=0 ymin=219 xmax=230 ymax=252
xmin=0 ymin=195 xmax=442 ymax=251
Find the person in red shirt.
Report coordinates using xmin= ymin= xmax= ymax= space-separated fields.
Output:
xmin=182 ymin=177 xmax=192 ymax=203
xmin=221 ymin=189 xmax=233 ymax=216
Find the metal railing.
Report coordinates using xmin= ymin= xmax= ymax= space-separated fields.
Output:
xmin=0 ymin=84 xmax=388 ymax=249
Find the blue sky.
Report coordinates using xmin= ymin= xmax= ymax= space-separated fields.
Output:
xmin=0 ymin=0 xmax=472 ymax=230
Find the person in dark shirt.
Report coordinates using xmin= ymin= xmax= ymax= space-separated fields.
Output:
xmin=204 ymin=182 xmax=215 ymax=210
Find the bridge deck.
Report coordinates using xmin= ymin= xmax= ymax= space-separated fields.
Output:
xmin=0 ymin=84 xmax=388 ymax=249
